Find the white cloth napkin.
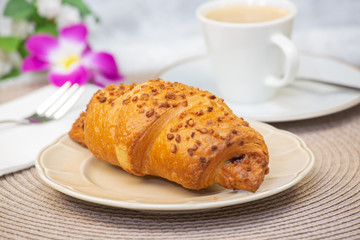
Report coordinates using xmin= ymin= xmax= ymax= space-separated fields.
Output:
xmin=0 ymin=84 xmax=100 ymax=176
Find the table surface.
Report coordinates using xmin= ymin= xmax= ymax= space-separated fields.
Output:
xmin=0 ymin=78 xmax=359 ymax=240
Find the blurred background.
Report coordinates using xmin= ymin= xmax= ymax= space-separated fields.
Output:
xmin=86 ymin=0 xmax=360 ymax=75
xmin=0 ymin=0 xmax=359 ymax=81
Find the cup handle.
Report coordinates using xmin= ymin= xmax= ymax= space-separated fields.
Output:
xmin=265 ymin=34 xmax=299 ymax=88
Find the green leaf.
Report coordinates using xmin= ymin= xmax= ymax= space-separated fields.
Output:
xmin=4 ymin=0 xmax=35 ymax=20
xmin=94 ymin=15 xmax=100 ymax=23
xmin=36 ymin=22 xmax=58 ymax=36
xmin=32 ymin=13 xmax=47 ymax=27
xmin=0 ymin=68 xmax=20 ymax=81
xmin=0 ymin=37 xmax=22 ymax=52
xmin=63 ymin=0 xmax=92 ymax=16
xmin=18 ymin=41 xmax=29 ymax=58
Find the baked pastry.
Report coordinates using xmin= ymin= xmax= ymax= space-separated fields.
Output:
xmin=69 ymin=79 xmax=269 ymax=192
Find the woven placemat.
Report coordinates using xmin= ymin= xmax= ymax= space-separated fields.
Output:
xmin=1 ymin=83 xmax=360 ymax=239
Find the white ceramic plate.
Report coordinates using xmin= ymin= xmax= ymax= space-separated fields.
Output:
xmin=157 ymin=53 xmax=360 ymax=122
xmin=36 ymin=121 xmax=314 ymax=212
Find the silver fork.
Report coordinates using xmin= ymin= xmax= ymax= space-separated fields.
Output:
xmin=0 ymin=82 xmax=85 ymax=125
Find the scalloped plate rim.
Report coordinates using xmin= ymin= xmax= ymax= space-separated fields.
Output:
xmin=35 ymin=121 xmax=314 ymax=212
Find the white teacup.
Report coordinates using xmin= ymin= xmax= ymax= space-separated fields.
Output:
xmin=197 ymin=0 xmax=298 ymax=103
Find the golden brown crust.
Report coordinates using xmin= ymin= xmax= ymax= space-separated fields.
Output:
xmin=68 ymin=111 xmax=86 ymax=147
xmin=69 ymin=79 xmax=269 ymax=192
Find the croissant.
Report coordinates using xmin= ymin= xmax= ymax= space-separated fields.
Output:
xmin=69 ymin=79 xmax=269 ymax=192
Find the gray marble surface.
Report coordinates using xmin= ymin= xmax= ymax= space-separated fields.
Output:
xmin=85 ymin=0 xmax=360 ymax=75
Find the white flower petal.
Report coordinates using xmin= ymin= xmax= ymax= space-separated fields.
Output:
xmin=48 ymin=39 xmax=85 ymax=65
xmin=0 ymin=50 xmax=13 ymax=77
xmin=11 ymin=20 xmax=35 ymax=39
xmin=36 ymin=0 xmax=62 ymax=19
xmin=56 ymin=5 xmax=82 ymax=29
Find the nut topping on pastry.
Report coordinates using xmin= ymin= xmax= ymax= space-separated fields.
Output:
xmin=69 ymin=79 xmax=269 ymax=192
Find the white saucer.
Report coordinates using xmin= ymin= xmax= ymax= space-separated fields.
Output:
xmin=36 ymin=121 xmax=314 ymax=212
xmin=157 ymin=53 xmax=360 ymax=122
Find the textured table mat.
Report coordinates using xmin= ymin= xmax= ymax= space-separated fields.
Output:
xmin=1 ymin=80 xmax=359 ymax=240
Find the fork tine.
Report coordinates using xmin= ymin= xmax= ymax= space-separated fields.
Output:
xmin=52 ymin=86 xmax=85 ymax=120
xmin=36 ymin=81 xmax=72 ymax=115
xmin=44 ymin=83 xmax=80 ymax=118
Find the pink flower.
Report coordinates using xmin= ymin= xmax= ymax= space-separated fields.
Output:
xmin=21 ymin=23 xmax=124 ymax=87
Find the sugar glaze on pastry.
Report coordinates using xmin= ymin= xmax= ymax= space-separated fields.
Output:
xmin=69 ymin=79 xmax=269 ymax=192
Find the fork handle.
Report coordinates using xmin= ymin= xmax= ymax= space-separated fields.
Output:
xmin=0 ymin=119 xmax=30 ymax=125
